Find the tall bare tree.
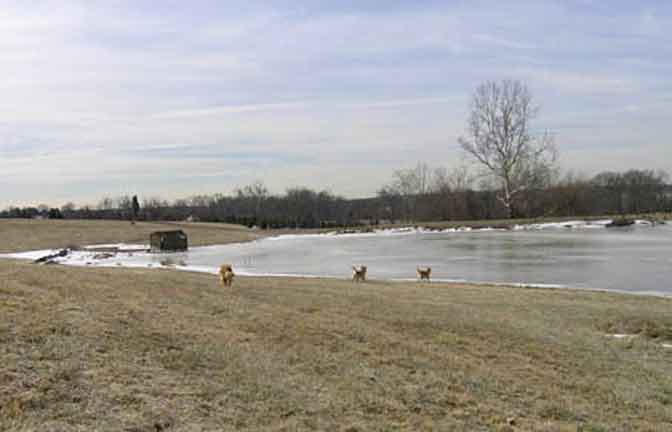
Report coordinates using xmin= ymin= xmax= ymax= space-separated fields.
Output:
xmin=235 ymin=180 xmax=269 ymax=223
xmin=458 ymin=80 xmax=557 ymax=218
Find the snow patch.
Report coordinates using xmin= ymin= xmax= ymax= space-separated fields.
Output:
xmin=607 ymin=334 xmax=637 ymax=339
xmin=83 ymin=243 xmax=148 ymax=251
xmin=514 ymin=220 xmax=613 ymax=231
xmin=266 ymin=225 xmax=507 ymax=241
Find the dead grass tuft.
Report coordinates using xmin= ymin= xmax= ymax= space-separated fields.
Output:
xmin=598 ymin=313 xmax=672 ymax=341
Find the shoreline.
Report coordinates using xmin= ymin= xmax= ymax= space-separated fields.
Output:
xmin=3 ymin=251 xmax=670 ymax=300
xmin=1 ymin=217 xmax=670 ymax=300
xmin=262 ymin=217 xmax=667 ymax=240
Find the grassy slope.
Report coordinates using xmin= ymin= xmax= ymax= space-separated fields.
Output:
xmin=2 ymin=265 xmax=672 ymax=431
xmin=0 ymin=219 xmax=260 ymax=253
xmin=1 ymin=219 xmax=672 ymax=430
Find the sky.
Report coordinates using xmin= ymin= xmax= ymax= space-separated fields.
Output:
xmin=1 ymin=0 xmax=671 ymax=208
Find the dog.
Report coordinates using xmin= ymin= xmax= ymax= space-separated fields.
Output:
xmin=417 ymin=267 xmax=431 ymax=282
xmin=352 ymin=265 xmax=367 ymax=283
xmin=219 ymin=264 xmax=235 ymax=287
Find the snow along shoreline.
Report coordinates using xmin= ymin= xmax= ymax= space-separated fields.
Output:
xmin=0 ymin=218 xmax=667 ymax=297
xmin=4 ymin=245 xmax=669 ymax=298
xmin=263 ymin=218 xmax=658 ymax=240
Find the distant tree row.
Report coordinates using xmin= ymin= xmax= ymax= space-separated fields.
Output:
xmin=2 ymin=168 xmax=670 ymax=226
xmin=0 ymin=185 xmax=352 ymax=229
xmin=375 ymin=166 xmax=671 ymax=222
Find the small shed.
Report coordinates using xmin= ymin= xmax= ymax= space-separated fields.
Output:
xmin=149 ymin=230 xmax=188 ymax=252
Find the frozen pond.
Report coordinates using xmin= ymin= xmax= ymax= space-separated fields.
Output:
xmin=5 ymin=221 xmax=672 ymax=296
xmin=187 ymin=223 xmax=672 ymax=296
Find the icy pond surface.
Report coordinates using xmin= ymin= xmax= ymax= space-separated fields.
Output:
xmin=5 ymin=220 xmax=672 ymax=296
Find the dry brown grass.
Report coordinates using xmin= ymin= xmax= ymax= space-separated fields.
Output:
xmin=1 ymin=260 xmax=672 ymax=431
xmin=0 ymin=219 xmax=260 ymax=253
xmin=1 ymin=219 xmax=672 ymax=430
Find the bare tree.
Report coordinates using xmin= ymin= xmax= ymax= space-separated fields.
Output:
xmin=390 ymin=162 xmax=431 ymax=196
xmin=382 ymin=162 xmax=432 ymax=220
xmin=458 ymin=80 xmax=557 ymax=218
xmin=448 ymin=165 xmax=475 ymax=192
xmin=235 ymin=180 xmax=269 ymax=224
xmin=97 ymin=196 xmax=114 ymax=210
xmin=428 ymin=165 xmax=476 ymax=220
xmin=592 ymin=169 xmax=669 ymax=215
xmin=431 ymin=167 xmax=451 ymax=194
xmin=142 ymin=197 xmax=169 ymax=220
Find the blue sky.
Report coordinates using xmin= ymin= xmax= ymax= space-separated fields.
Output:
xmin=1 ymin=0 xmax=671 ymax=207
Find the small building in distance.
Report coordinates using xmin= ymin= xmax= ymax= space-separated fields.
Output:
xmin=149 ymin=230 xmax=188 ymax=252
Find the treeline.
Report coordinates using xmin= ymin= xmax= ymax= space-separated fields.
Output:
xmin=374 ymin=166 xmax=672 ymax=222
xmin=2 ymin=169 xmax=671 ymax=227
xmin=1 ymin=183 xmax=353 ymax=229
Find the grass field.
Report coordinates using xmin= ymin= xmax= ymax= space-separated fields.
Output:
xmin=0 ymin=219 xmax=260 ymax=253
xmin=1 ymin=219 xmax=672 ymax=431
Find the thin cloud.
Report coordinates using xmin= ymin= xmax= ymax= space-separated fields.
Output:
xmin=151 ymin=102 xmax=310 ymax=119
xmin=151 ymin=97 xmax=456 ymax=120
xmin=473 ymin=33 xmax=535 ymax=50
xmin=520 ymin=68 xmax=637 ymax=94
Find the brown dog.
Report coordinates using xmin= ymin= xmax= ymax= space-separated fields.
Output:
xmin=352 ymin=265 xmax=367 ymax=282
xmin=417 ymin=267 xmax=431 ymax=282
xmin=219 ymin=264 xmax=235 ymax=287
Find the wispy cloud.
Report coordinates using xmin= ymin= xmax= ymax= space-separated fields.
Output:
xmin=151 ymin=97 xmax=456 ymax=120
xmin=473 ymin=33 xmax=535 ymax=50
xmin=152 ymin=102 xmax=310 ymax=119
xmin=521 ymin=68 xmax=637 ymax=93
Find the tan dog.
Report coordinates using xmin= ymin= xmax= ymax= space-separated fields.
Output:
xmin=417 ymin=267 xmax=431 ymax=282
xmin=352 ymin=265 xmax=367 ymax=282
xmin=219 ymin=264 xmax=235 ymax=287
